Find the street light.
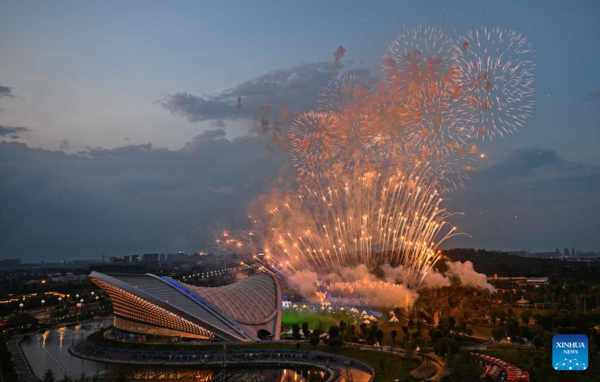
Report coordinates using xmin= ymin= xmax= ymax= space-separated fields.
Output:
xmin=41 ymin=299 xmax=45 ymax=307
xmin=19 ymin=303 xmax=24 ymax=312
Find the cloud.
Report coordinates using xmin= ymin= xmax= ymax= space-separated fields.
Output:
xmin=59 ymin=140 xmax=70 ymax=151
xmin=0 ymin=125 xmax=31 ymax=139
xmin=211 ymin=120 xmax=226 ymax=128
xmin=474 ymin=147 xmax=577 ymax=182
xmin=0 ymin=85 xmax=15 ymax=99
xmin=445 ymin=147 xmax=600 ymax=251
xmin=160 ymin=62 xmax=354 ymax=122
xmin=182 ymin=128 xmax=226 ymax=151
xmin=0 ymin=133 xmax=282 ymax=261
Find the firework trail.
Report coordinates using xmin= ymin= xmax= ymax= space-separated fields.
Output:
xmin=221 ymin=169 xmax=460 ymax=289
xmin=220 ymin=25 xmax=534 ymax=302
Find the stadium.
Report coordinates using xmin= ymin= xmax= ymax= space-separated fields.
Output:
xmin=89 ymin=271 xmax=282 ymax=342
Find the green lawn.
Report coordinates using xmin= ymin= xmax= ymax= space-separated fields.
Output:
xmin=457 ymin=337 xmax=485 ymax=347
xmin=281 ymin=309 xmax=339 ymax=329
xmin=510 ymin=307 xmax=552 ymax=322
xmin=468 ymin=324 xmax=493 ymax=338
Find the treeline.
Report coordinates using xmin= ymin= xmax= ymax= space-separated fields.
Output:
xmin=0 ymin=336 xmax=18 ymax=382
xmin=441 ymin=248 xmax=600 ymax=283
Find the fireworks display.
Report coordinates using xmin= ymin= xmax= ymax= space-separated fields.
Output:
xmin=220 ymin=25 xmax=534 ymax=305
xmin=247 ymin=170 xmax=459 ymax=289
xmin=454 ymin=27 xmax=536 ymax=140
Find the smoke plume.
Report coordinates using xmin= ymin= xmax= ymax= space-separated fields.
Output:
xmin=446 ymin=260 xmax=495 ymax=291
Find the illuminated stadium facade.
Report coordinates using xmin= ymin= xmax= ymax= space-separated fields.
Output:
xmin=89 ymin=271 xmax=282 ymax=342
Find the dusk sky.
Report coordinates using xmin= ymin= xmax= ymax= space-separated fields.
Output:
xmin=1 ymin=1 xmax=599 ymax=261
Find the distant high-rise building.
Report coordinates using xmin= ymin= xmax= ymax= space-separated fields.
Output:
xmin=572 ymin=247 xmax=576 ymax=256
xmin=0 ymin=258 xmax=21 ymax=268
xmin=123 ymin=255 xmax=130 ymax=263
xmin=142 ymin=253 xmax=158 ymax=263
xmin=564 ymin=248 xmax=569 ymax=257
xmin=131 ymin=255 xmax=140 ymax=263
xmin=555 ymin=248 xmax=560 ymax=254
xmin=109 ymin=256 xmax=118 ymax=264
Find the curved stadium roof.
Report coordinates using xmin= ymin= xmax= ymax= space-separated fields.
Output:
xmin=89 ymin=271 xmax=282 ymax=342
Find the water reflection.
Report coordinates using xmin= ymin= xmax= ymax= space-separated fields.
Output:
xmin=112 ymin=367 xmax=324 ymax=381
xmin=19 ymin=323 xmax=368 ymax=382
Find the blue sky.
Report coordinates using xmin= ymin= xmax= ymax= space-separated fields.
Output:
xmin=1 ymin=1 xmax=599 ymax=260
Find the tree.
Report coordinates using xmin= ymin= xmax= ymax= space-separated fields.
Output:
xmin=292 ymin=323 xmax=301 ymax=340
xmin=532 ymin=335 xmax=544 ymax=350
xmin=359 ymin=323 xmax=368 ymax=338
xmin=301 ymin=322 xmax=310 ymax=338
xmin=43 ymin=369 xmax=55 ymax=382
xmin=317 ymin=319 xmax=325 ymax=332
xmin=309 ymin=329 xmax=322 ymax=347
xmin=536 ymin=315 xmax=553 ymax=331
xmin=375 ymin=329 xmax=384 ymax=346
xmin=328 ymin=325 xmax=340 ymax=339
xmin=416 ymin=319 xmax=423 ymax=333
xmin=390 ymin=329 xmax=398 ymax=344
xmin=430 ymin=329 xmax=444 ymax=344
xmin=492 ymin=327 xmax=505 ymax=342
xmin=402 ymin=325 xmax=409 ymax=338
xmin=412 ymin=331 xmax=422 ymax=346
xmin=58 ymin=375 xmax=73 ymax=382
xmin=8 ymin=313 xmax=39 ymax=331
xmin=506 ymin=318 xmax=520 ymax=342
xmin=339 ymin=320 xmax=347 ymax=336
xmin=520 ymin=311 xmax=531 ymax=326
xmin=76 ymin=374 xmax=87 ymax=382
xmin=328 ymin=335 xmax=344 ymax=350
xmin=447 ymin=316 xmax=456 ymax=330
xmin=327 ymin=325 xmax=343 ymax=349
xmin=368 ymin=322 xmax=378 ymax=345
